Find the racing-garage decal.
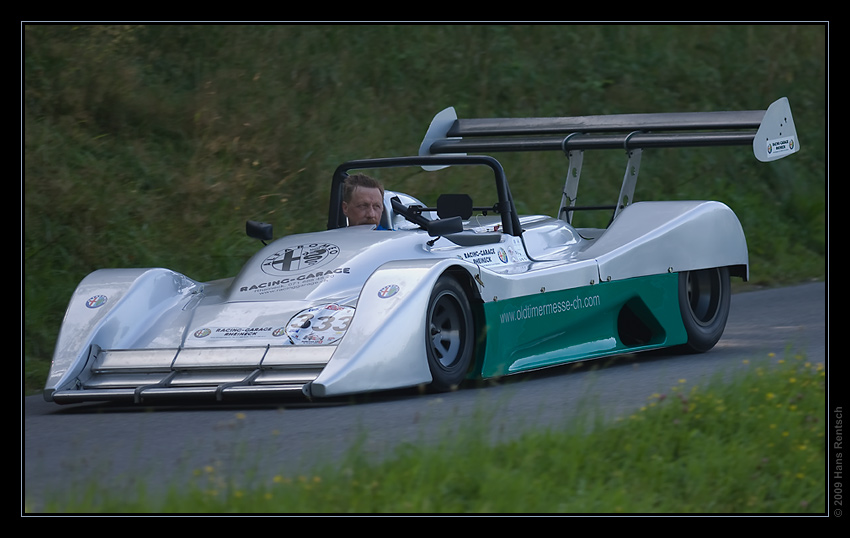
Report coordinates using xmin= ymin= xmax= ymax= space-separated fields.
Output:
xmin=193 ymin=326 xmax=285 ymax=340
xmin=240 ymin=267 xmax=351 ymax=295
xmin=459 ymin=246 xmax=510 ymax=267
xmin=238 ymin=242 xmax=350 ymax=295
xmin=456 ymin=237 xmax=528 ymax=267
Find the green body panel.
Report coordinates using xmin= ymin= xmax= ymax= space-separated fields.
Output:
xmin=478 ymin=273 xmax=687 ymax=378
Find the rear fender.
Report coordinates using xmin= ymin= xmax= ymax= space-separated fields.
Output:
xmin=43 ymin=268 xmax=202 ymax=401
xmin=581 ymin=201 xmax=749 ymax=282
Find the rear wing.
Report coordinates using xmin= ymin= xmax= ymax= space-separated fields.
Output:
xmin=418 ymin=97 xmax=799 ymax=222
xmin=420 ymin=97 xmax=798 ymax=161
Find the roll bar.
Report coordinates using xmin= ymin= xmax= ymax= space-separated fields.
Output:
xmin=328 ymin=155 xmax=523 ymax=236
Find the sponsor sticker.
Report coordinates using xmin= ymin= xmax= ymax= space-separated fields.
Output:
xmin=240 ymin=267 xmax=351 ymax=296
xmin=459 ymin=246 xmax=512 ymax=267
xmin=193 ymin=326 xmax=280 ymax=339
xmin=378 ymin=284 xmax=400 ymax=298
xmin=86 ymin=295 xmax=108 ymax=309
xmin=261 ymin=243 xmax=340 ymax=276
xmin=766 ymin=135 xmax=796 ymax=157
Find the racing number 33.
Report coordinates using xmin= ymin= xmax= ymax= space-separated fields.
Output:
xmin=289 ymin=308 xmax=352 ymax=333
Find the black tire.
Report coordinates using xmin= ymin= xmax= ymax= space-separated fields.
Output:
xmin=425 ymin=276 xmax=474 ymax=392
xmin=677 ymin=267 xmax=731 ymax=353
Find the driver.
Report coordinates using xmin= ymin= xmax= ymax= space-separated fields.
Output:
xmin=342 ymin=174 xmax=385 ymax=227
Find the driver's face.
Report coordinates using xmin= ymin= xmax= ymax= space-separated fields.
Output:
xmin=342 ymin=187 xmax=384 ymax=227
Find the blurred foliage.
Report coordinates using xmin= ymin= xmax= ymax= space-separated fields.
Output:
xmin=23 ymin=24 xmax=826 ymax=390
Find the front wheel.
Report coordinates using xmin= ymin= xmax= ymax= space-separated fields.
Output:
xmin=425 ymin=276 xmax=474 ymax=392
xmin=677 ymin=267 xmax=731 ymax=353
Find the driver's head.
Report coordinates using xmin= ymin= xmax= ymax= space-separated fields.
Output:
xmin=342 ymin=174 xmax=385 ymax=227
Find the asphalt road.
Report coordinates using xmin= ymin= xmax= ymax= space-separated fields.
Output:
xmin=23 ymin=281 xmax=826 ymax=510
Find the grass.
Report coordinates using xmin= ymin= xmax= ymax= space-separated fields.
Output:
xmin=27 ymin=350 xmax=826 ymax=514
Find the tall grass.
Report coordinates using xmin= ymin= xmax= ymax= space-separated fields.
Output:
xmin=29 ymin=351 xmax=825 ymax=513
xmin=23 ymin=24 xmax=826 ymax=392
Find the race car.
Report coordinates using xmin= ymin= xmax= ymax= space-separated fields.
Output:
xmin=43 ymin=98 xmax=800 ymax=404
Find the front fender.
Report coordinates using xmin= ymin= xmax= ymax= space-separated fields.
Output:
xmin=43 ymin=268 xmax=202 ymax=401
xmin=306 ymin=258 xmax=473 ymax=398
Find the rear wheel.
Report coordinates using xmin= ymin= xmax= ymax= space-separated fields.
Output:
xmin=425 ymin=276 xmax=474 ymax=392
xmin=677 ymin=267 xmax=731 ymax=353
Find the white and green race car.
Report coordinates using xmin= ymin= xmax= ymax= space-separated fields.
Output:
xmin=44 ymin=98 xmax=800 ymax=404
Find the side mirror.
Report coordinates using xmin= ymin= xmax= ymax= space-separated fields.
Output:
xmin=246 ymin=220 xmax=273 ymax=242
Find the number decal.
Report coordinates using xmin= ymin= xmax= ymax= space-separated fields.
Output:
xmin=290 ymin=313 xmax=314 ymax=330
xmin=286 ymin=304 xmax=355 ymax=345
xmin=332 ymin=315 xmax=352 ymax=332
